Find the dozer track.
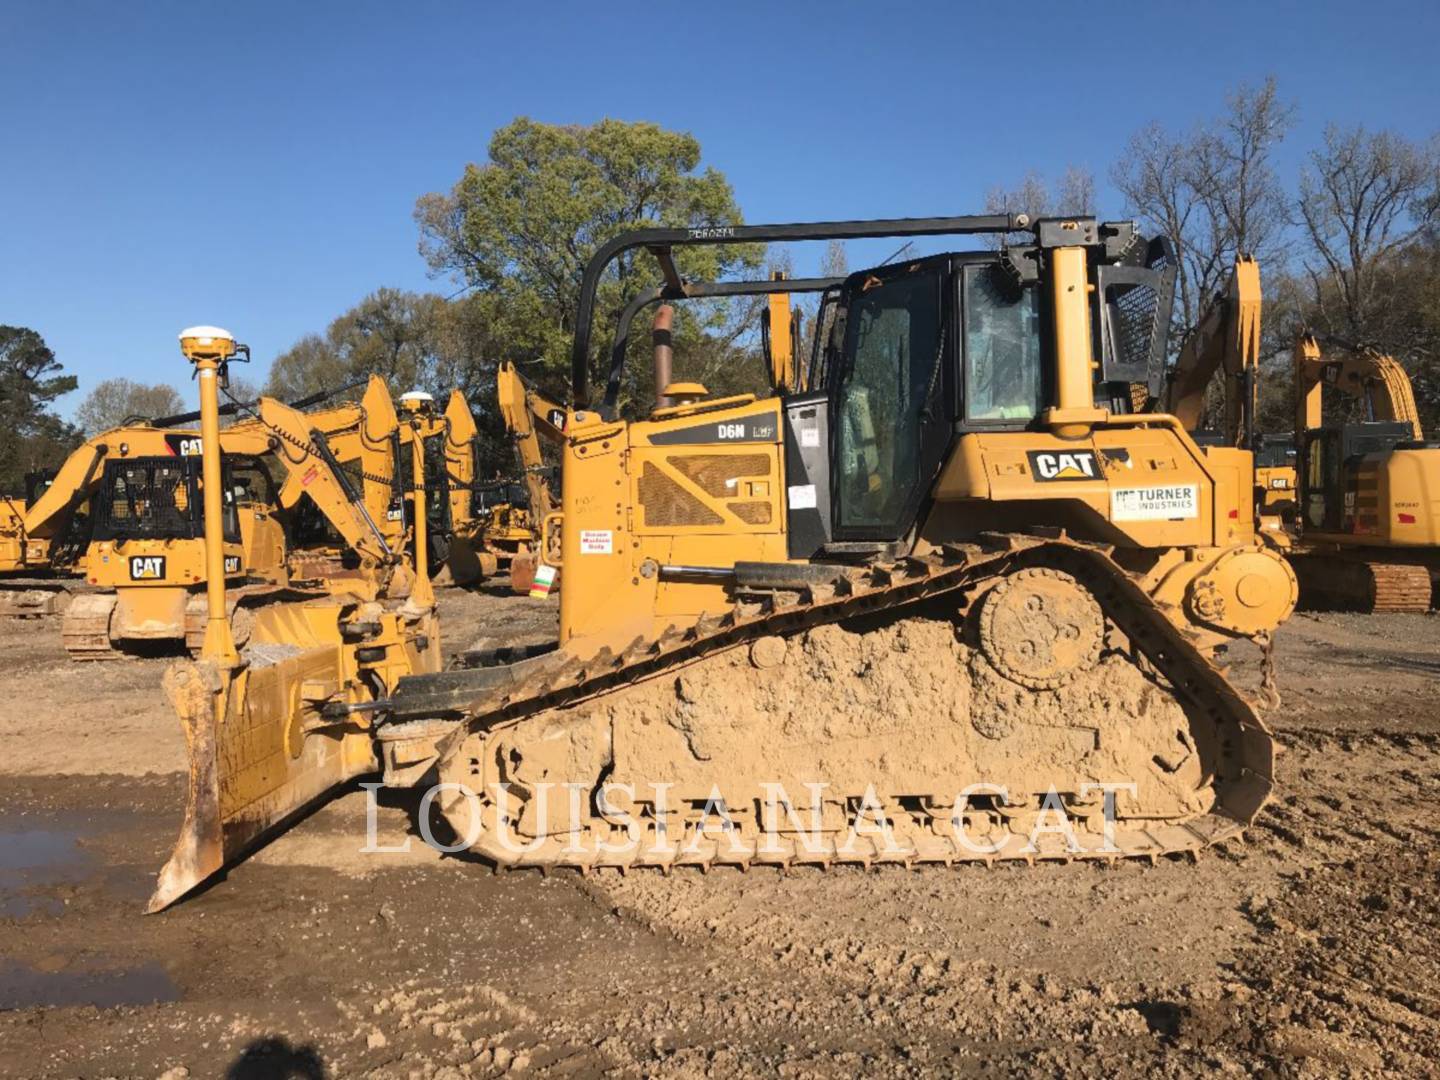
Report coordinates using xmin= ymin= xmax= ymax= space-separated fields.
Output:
xmin=61 ymin=592 xmax=122 ymax=660
xmin=0 ymin=579 xmax=89 ymax=618
xmin=1289 ymin=553 xmax=1434 ymax=613
xmin=383 ymin=536 xmax=1274 ymax=872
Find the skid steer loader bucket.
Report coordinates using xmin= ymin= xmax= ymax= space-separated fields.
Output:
xmin=148 ymin=601 xmax=437 ymax=912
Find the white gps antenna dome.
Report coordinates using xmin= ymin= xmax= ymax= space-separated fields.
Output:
xmin=178 ymin=326 xmax=237 ymax=361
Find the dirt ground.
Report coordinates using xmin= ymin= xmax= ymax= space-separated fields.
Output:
xmin=2 ymin=589 xmax=1439 ymax=1078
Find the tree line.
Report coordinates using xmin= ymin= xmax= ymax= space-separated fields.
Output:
xmin=5 ymin=88 xmax=1437 ymax=494
xmin=989 ymin=79 xmax=1440 ymax=435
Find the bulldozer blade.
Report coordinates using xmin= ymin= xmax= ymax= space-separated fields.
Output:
xmin=147 ymin=648 xmax=380 ymax=913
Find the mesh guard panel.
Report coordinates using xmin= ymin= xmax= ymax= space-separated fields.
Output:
xmin=728 ymin=501 xmax=772 ymax=525
xmin=667 ymin=453 xmax=771 ymax=497
xmin=637 ymin=462 xmax=723 ymax=527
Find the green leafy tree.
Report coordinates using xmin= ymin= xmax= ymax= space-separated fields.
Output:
xmin=0 ymin=326 xmax=79 ymax=495
xmin=265 ymin=288 xmax=449 ymax=402
xmin=265 ymin=289 xmax=520 ymax=475
xmin=414 ymin=117 xmax=762 ymax=410
xmin=73 ymin=378 xmax=184 ymax=434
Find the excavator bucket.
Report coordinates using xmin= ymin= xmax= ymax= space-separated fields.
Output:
xmin=148 ymin=595 xmax=437 ymax=912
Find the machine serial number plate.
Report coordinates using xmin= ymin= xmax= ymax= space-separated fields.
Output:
xmin=1110 ymin=484 xmax=1199 ymax=522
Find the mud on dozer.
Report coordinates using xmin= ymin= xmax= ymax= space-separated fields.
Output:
xmin=149 ymin=214 xmax=1296 ymax=911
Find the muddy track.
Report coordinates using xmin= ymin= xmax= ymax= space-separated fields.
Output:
xmin=421 ymin=539 xmax=1273 ymax=871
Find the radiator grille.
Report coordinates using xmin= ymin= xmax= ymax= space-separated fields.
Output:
xmin=668 ymin=453 xmax=771 ymax=497
xmin=637 ymin=463 xmax=723 ymax=527
xmin=728 ymin=500 xmax=772 ymax=525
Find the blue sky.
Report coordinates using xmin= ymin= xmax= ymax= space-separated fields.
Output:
xmin=3 ymin=1 xmax=1438 ymax=416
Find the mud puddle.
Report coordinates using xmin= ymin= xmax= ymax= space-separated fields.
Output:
xmin=0 ymin=958 xmax=179 ymax=1011
xmin=0 ymin=817 xmax=95 ymax=917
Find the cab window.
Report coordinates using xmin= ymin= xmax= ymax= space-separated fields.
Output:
xmin=962 ymin=264 xmax=1043 ymax=423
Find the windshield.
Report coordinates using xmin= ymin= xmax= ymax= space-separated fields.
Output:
xmin=92 ymin=458 xmax=204 ymax=542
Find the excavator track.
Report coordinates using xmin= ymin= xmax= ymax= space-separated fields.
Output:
xmin=62 ymin=584 xmax=301 ymax=660
xmin=382 ymin=536 xmax=1274 ymax=872
xmin=1289 ymin=554 xmax=1434 ymax=613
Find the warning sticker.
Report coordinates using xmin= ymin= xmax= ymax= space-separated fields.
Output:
xmin=579 ymin=529 xmax=613 ymax=555
xmin=1111 ymin=484 xmax=1199 ymax=522
xmin=800 ymin=427 xmax=820 ymax=448
xmin=788 ymin=484 xmax=817 ymax=510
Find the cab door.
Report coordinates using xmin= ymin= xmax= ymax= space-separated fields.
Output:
xmin=830 ymin=260 xmax=951 ymax=541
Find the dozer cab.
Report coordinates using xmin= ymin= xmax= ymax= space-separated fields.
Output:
xmin=1288 ymin=334 xmax=1440 ymax=611
xmin=150 ymin=215 xmax=1296 ymax=911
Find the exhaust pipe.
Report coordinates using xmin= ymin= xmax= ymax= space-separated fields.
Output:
xmin=653 ymin=304 xmax=674 ymax=409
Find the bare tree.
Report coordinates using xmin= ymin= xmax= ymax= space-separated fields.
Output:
xmin=985 ymin=171 xmax=1053 ymax=224
xmin=1112 ymin=79 xmax=1294 ymax=334
xmin=1057 ymin=166 xmax=1097 ymax=216
xmin=74 ymin=378 xmax=184 ymax=434
xmin=1297 ymin=125 xmax=1440 ymax=346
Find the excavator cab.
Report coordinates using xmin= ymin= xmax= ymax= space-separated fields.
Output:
xmin=88 ymin=454 xmax=278 ymax=580
xmin=1300 ymin=422 xmax=1418 ymax=533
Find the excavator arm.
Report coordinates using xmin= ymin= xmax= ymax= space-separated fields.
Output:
xmin=1164 ymin=256 xmax=1262 ymax=446
xmin=497 ymin=362 xmax=561 ymax=520
xmin=1294 ymin=334 xmax=1424 ymax=440
xmin=442 ymin=390 xmax=478 ymax=529
xmin=257 ymin=395 xmax=397 ymax=571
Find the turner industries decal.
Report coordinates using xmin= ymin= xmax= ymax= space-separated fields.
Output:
xmin=128 ymin=556 xmax=166 ymax=580
xmin=1026 ymin=450 xmax=1099 ymax=481
xmin=1111 ymin=484 xmax=1200 ymax=522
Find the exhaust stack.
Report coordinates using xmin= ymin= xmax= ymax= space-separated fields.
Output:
xmin=653 ymin=304 xmax=674 ymax=409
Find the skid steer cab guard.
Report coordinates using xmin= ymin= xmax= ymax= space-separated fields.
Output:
xmin=148 ymin=328 xmax=439 ymax=912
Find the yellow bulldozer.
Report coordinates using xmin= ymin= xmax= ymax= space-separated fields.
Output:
xmin=1288 ymin=334 xmax=1440 ymax=610
xmin=148 ymin=214 xmax=1298 ymax=912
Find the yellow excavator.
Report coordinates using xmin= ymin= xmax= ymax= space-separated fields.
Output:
xmin=1289 ymin=334 xmax=1440 ymax=610
xmin=1157 ymin=256 xmax=1299 ymax=531
xmin=0 ymin=382 xmax=370 ymax=617
xmin=149 ymin=214 xmax=1297 ymax=912
xmin=56 ymin=370 xmax=415 ymax=659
